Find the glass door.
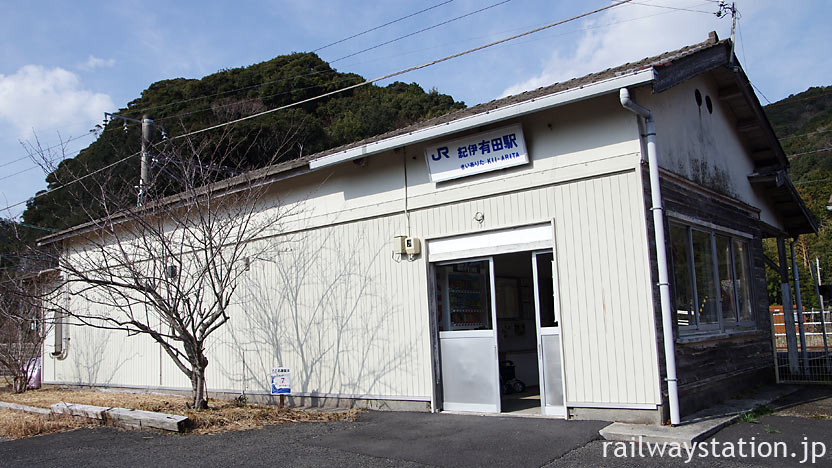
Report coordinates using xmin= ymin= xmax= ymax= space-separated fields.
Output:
xmin=532 ymin=251 xmax=566 ymax=417
xmin=435 ymin=258 xmax=501 ymax=413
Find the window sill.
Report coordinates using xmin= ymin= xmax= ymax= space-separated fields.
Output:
xmin=676 ymin=328 xmax=761 ymax=345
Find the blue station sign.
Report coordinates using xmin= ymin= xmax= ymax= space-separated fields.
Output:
xmin=424 ymin=124 xmax=528 ymax=182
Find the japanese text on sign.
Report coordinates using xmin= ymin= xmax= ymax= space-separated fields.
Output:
xmin=424 ymin=124 xmax=528 ymax=182
xmin=270 ymin=367 xmax=291 ymax=395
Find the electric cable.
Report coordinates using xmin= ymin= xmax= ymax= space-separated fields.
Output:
xmin=780 ymin=129 xmax=832 ymax=141
xmin=130 ymin=1 xmax=458 ymax=117
xmin=621 ymin=1 xmax=715 ymax=14
xmin=312 ymin=0 xmax=454 ymax=52
xmin=152 ymin=0 xmax=711 ymax=125
xmin=327 ymin=0 xmax=512 ymax=64
xmin=788 ymin=147 xmax=832 ymax=160
xmin=0 ymin=0 xmax=633 ymax=215
xmin=0 ymin=132 xmax=95 ymax=170
xmin=176 ymin=0 xmax=634 ymax=140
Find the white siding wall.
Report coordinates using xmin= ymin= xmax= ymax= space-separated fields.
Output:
xmin=44 ymin=93 xmax=661 ymax=406
xmin=553 ymin=172 xmax=660 ymax=405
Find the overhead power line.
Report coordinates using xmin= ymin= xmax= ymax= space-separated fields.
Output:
xmin=767 ymin=89 xmax=832 ymax=108
xmin=179 ymin=0 xmax=633 ymax=139
xmin=788 ymin=146 xmax=832 ymax=160
xmin=0 ymin=132 xmax=95 ymax=170
xmin=131 ymin=1 xmax=459 ymax=117
xmin=780 ymin=129 xmax=832 ymax=141
xmin=157 ymin=1 xmax=705 ymax=126
xmin=623 ymin=1 xmax=715 ymax=14
xmin=0 ymin=0 xmax=633 ymax=215
xmin=328 ymin=0 xmax=511 ymax=64
xmin=313 ymin=0 xmax=454 ymax=52
xmin=0 ymin=151 xmax=140 ymax=214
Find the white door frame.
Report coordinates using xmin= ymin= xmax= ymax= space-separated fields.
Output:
xmin=436 ymin=256 xmax=501 ymax=413
xmin=532 ymin=246 xmax=568 ymax=418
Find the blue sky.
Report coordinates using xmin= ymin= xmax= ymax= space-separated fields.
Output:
xmin=0 ymin=0 xmax=830 ymax=219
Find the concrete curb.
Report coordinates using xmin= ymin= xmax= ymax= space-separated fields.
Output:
xmin=0 ymin=400 xmax=188 ymax=432
xmin=0 ymin=401 xmax=52 ymax=416
xmin=599 ymin=385 xmax=800 ymax=447
xmin=50 ymin=402 xmax=189 ymax=432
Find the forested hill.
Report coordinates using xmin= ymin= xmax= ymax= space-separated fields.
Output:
xmin=763 ymin=85 xmax=832 ymax=305
xmin=21 ymin=52 xmax=464 ymax=231
xmin=764 ymin=86 xmax=832 ymax=223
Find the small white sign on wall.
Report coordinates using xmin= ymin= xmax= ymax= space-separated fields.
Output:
xmin=270 ymin=367 xmax=291 ymax=395
xmin=424 ymin=124 xmax=528 ymax=182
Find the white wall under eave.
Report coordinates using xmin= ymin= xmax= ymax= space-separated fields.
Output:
xmin=633 ymin=78 xmax=784 ymax=231
xmin=43 ymin=92 xmax=662 ymax=408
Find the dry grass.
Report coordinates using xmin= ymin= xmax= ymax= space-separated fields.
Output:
xmin=0 ymin=409 xmax=92 ymax=439
xmin=0 ymin=387 xmax=358 ymax=437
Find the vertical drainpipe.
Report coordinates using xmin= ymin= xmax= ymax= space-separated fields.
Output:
xmin=620 ymin=88 xmax=681 ymax=426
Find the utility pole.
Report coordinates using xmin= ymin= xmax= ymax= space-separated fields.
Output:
xmin=139 ymin=115 xmax=153 ymax=206
xmin=105 ymin=112 xmax=159 ymax=206
xmin=717 ymin=1 xmax=738 ymax=69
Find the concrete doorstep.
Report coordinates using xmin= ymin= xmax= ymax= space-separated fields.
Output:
xmin=0 ymin=400 xmax=189 ymax=433
xmin=599 ymin=385 xmax=800 ymax=448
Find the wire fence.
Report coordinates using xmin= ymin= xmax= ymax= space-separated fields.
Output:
xmin=772 ymin=308 xmax=832 ymax=383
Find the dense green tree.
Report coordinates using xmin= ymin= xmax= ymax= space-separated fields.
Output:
xmin=22 ymin=52 xmax=464 ymax=231
xmin=763 ymin=85 xmax=832 ymax=308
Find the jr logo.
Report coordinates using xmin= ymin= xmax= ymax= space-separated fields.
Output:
xmin=432 ymin=146 xmax=450 ymax=161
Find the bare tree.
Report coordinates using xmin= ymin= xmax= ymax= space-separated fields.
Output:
xmin=223 ymin=225 xmax=413 ymax=402
xmin=31 ymin=130 xmax=297 ymax=408
xmin=0 ymin=227 xmax=56 ymax=393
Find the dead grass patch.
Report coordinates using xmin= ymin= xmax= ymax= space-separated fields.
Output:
xmin=0 ymin=409 xmax=93 ymax=439
xmin=0 ymin=387 xmax=358 ymax=436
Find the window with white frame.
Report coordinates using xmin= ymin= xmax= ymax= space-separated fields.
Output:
xmin=669 ymin=222 xmax=755 ymax=333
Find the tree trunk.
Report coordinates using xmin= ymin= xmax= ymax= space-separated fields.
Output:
xmin=189 ymin=354 xmax=209 ymax=409
xmin=13 ymin=374 xmax=26 ymax=393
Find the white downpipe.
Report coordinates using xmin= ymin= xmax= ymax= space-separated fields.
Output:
xmin=619 ymin=88 xmax=680 ymax=426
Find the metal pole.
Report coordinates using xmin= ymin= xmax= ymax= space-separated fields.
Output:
xmin=139 ymin=115 xmax=153 ymax=206
xmin=777 ymin=237 xmax=800 ymax=375
xmin=791 ymin=241 xmax=809 ymax=376
xmin=808 ymin=261 xmax=832 ymax=372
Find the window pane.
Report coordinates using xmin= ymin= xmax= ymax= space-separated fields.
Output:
xmin=670 ymin=224 xmax=694 ymax=327
xmin=435 ymin=261 xmax=493 ymax=331
xmin=692 ymin=230 xmax=719 ymax=325
xmin=535 ymin=252 xmax=556 ymax=327
xmin=733 ymin=240 xmax=754 ymax=322
xmin=716 ymin=235 xmax=737 ymax=324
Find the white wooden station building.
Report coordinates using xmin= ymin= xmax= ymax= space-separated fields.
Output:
xmin=41 ymin=34 xmax=814 ymax=425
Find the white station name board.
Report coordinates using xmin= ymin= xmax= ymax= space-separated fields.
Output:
xmin=424 ymin=124 xmax=528 ymax=182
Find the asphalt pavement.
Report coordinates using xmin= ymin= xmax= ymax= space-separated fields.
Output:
xmin=3 ymin=387 xmax=832 ymax=467
xmin=0 ymin=412 xmax=606 ymax=468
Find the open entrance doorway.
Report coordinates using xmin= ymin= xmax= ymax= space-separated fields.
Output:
xmin=432 ymin=249 xmax=565 ymax=416
xmin=494 ymin=252 xmax=541 ymax=414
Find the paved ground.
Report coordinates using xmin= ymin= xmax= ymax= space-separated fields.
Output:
xmin=2 ymin=386 xmax=832 ymax=467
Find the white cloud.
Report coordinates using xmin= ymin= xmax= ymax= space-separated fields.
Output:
xmin=501 ymin=1 xmax=729 ymax=97
xmin=0 ymin=65 xmax=114 ymax=138
xmin=79 ymin=55 xmax=116 ymax=71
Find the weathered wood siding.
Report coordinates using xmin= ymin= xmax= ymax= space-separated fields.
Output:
xmin=644 ymin=169 xmax=773 ymax=416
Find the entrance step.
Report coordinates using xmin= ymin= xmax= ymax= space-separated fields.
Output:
xmin=599 ymin=385 xmax=800 ymax=447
